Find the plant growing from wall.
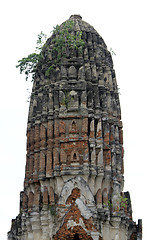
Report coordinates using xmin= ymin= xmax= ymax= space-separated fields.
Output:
xmin=107 ymin=200 xmax=113 ymax=208
xmin=119 ymin=196 xmax=128 ymax=209
xmin=109 ymin=47 xmax=116 ymax=56
xmin=60 ymin=90 xmax=74 ymax=109
xmin=16 ymin=32 xmax=47 ymax=81
xmin=50 ymin=20 xmax=84 ymax=63
xmin=16 ymin=20 xmax=85 ymax=81
xmin=104 ymin=196 xmax=128 ymax=212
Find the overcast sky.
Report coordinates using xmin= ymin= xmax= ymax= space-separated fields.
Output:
xmin=0 ymin=0 xmax=160 ymax=239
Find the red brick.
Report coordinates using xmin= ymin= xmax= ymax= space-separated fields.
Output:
xmin=28 ymin=192 xmax=34 ymax=208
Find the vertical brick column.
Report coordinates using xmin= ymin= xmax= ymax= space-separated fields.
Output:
xmin=39 ymin=124 xmax=46 ymax=179
xmin=28 ymin=127 xmax=35 ymax=182
xmin=33 ymin=124 xmax=40 ymax=182
xmin=53 ymin=120 xmax=60 ymax=169
xmin=25 ymin=130 xmax=31 ymax=186
xmin=34 ymin=183 xmax=40 ymax=207
xmin=46 ymin=121 xmax=54 ymax=177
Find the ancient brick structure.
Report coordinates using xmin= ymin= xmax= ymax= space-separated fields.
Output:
xmin=8 ymin=15 xmax=142 ymax=240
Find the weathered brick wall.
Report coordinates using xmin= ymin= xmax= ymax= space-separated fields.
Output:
xmin=8 ymin=14 xmax=142 ymax=240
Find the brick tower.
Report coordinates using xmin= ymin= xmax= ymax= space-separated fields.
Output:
xmin=8 ymin=15 xmax=142 ymax=240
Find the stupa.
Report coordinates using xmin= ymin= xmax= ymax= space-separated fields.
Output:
xmin=8 ymin=15 xmax=142 ymax=240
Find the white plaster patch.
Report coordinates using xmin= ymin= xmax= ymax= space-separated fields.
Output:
xmin=115 ymin=233 xmax=119 ymax=240
xmin=67 ymin=218 xmax=88 ymax=232
xmin=75 ymin=198 xmax=92 ymax=219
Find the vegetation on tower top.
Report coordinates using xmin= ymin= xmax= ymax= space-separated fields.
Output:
xmin=16 ymin=20 xmax=85 ymax=81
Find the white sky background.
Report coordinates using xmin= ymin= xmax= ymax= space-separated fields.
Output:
xmin=0 ymin=0 xmax=159 ymax=239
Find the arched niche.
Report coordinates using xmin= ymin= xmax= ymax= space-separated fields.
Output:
xmin=96 ymin=189 xmax=102 ymax=206
xmin=68 ymin=90 xmax=78 ymax=109
xmin=69 ymin=120 xmax=78 ymax=133
xmin=60 ymin=66 xmax=67 ymax=80
xmin=68 ymin=66 xmax=77 ymax=79
xmin=78 ymin=66 xmax=85 ymax=81
xmin=70 ymin=149 xmax=80 ymax=163
xmin=58 ymin=176 xmax=95 ymax=207
xmin=59 ymin=90 xmax=66 ymax=110
xmin=60 ymin=149 xmax=67 ymax=164
xmin=102 ymin=188 xmax=108 ymax=205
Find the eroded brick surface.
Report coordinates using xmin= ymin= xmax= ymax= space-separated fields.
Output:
xmin=8 ymin=14 xmax=142 ymax=240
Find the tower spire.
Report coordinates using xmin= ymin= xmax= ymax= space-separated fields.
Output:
xmin=8 ymin=15 xmax=142 ymax=240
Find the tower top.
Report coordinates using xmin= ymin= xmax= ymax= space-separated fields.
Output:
xmin=27 ymin=14 xmax=113 ymax=129
xmin=70 ymin=14 xmax=82 ymax=20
